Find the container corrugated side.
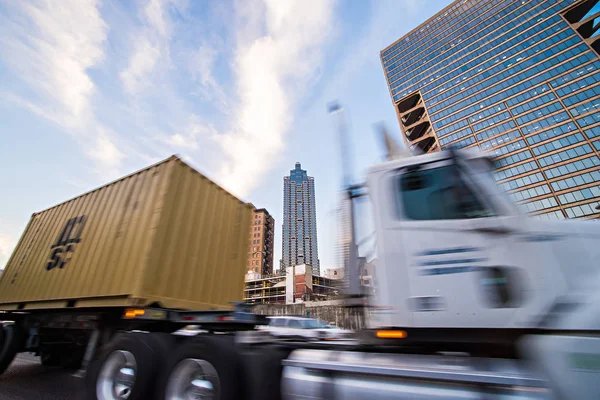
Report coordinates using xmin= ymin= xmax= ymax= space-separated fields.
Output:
xmin=136 ymin=159 xmax=253 ymax=310
xmin=0 ymin=156 xmax=252 ymax=311
xmin=0 ymin=158 xmax=174 ymax=309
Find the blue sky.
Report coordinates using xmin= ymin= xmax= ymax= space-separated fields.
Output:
xmin=0 ymin=0 xmax=452 ymax=271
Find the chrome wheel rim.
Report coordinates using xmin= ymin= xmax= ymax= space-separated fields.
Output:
xmin=97 ymin=350 xmax=137 ymax=399
xmin=165 ymin=358 xmax=220 ymax=400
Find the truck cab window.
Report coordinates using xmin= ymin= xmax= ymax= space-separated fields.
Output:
xmin=398 ymin=165 xmax=494 ymax=220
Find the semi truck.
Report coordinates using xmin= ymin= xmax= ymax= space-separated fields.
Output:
xmin=0 ymin=147 xmax=599 ymax=399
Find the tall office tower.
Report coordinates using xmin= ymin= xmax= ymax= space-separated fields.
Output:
xmin=336 ymin=195 xmax=352 ymax=273
xmin=247 ymin=208 xmax=275 ymax=276
xmin=381 ymin=0 xmax=600 ymax=219
xmin=280 ymin=163 xmax=321 ymax=276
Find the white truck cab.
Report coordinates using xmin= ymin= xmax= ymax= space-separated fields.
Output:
xmin=367 ymin=148 xmax=600 ymax=331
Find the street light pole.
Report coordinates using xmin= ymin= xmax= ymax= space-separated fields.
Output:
xmin=327 ymin=102 xmax=364 ymax=304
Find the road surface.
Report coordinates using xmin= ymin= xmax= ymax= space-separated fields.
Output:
xmin=0 ymin=354 xmax=84 ymax=399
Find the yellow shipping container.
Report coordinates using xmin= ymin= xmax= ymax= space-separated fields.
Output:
xmin=0 ymin=156 xmax=252 ymax=311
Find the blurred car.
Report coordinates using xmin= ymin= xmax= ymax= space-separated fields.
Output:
xmin=259 ymin=316 xmax=353 ymax=341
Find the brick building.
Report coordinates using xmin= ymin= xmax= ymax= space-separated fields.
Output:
xmin=247 ymin=207 xmax=275 ymax=276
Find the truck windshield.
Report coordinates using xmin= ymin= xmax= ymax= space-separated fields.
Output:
xmin=398 ymin=164 xmax=494 ymax=220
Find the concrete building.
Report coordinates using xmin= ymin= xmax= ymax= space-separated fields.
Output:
xmin=244 ymin=264 xmax=341 ymax=305
xmin=336 ymin=195 xmax=352 ymax=274
xmin=280 ymin=163 xmax=321 ymax=275
xmin=247 ymin=208 xmax=274 ymax=276
xmin=325 ymin=268 xmax=345 ymax=280
xmin=381 ymin=0 xmax=600 ymax=220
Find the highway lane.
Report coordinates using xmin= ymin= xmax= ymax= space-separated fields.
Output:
xmin=0 ymin=354 xmax=85 ymax=399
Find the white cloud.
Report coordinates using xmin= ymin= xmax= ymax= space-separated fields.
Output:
xmin=1 ymin=0 xmax=337 ymax=197
xmin=144 ymin=0 xmax=173 ymax=37
xmin=167 ymin=133 xmax=198 ymax=149
xmin=191 ymin=46 xmax=217 ymax=87
xmin=0 ymin=0 xmax=107 ymax=129
xmin=216 ymin=0 xmax=336 ymax=197
xmin=120 ymin=36 xmax=161 ymax=94
xmin=117 ymin=0 xmax=337 ymax=198
xmin=86 ymin=133 xmax=125 ymax=180
xmin=189 ymin=45 xmax=230 ymax=112
xmin=0 ymin=230 xmax=16 ymax=270
xmin=163 ymin=117 xmax=219 ymax=152
xmin=120 ymin=0 xmax=183 ymax=94
xmin=0 ymin=0 xmax=128 ymax=180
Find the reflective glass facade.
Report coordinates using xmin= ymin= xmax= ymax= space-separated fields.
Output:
xmin=381 ymin=0 xmax=600 ymax=219
xmin=281 ymin=163 xmax=320 ymax=275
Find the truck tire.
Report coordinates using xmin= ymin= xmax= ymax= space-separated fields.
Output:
xmin=85 ymin=332 xmax=172 ymax=400
xmin=0 ymin=323 xmax=25 ymax=375
xmin=158 ymin=336 xmax=242 ymax=400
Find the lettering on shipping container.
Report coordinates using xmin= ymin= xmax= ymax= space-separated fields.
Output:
xmin=45 ymin=215 xmax=87 ymax=271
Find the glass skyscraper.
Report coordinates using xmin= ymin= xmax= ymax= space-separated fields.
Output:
xmin=281 ymin=163 xmax=320 ymax=276
xmin=381 ymin=0 xmax=600 ymax=220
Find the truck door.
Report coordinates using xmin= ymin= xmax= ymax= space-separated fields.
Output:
xmin=460 ymin=157 xmax=563 ymax=329
xmin=388 ymin=158 xmax=516 ymax=328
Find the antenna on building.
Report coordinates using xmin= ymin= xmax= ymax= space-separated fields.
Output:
xmin=327 ymin=102 xmax=355 ymax=189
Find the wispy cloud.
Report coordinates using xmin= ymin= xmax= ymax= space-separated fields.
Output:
xmin=87 ymin=130 xmax=126 ymax=179
xmin=121 ymin=37 xmax=161 ymax=94
xmin=0 ymin=0 xmax=107 ymax=128
xmin=188 ymin=44 xmax=230 ymax=113
xmin=117 ymin=0 xmax=337 ymax=197
xmin=0 ymin=228 xmax=16 ymax=270
xmin=119 ymin=0 xmax=179 ymax=95
xmin=164 ymin=118 xmax=218 ymax=151
xmin=1 ymin=0 xmax=337 ymax=197
xmin=0 ymin=0 xmax=128 ymax=179
xmin=216 ymin=0 xmax=337 ymax=197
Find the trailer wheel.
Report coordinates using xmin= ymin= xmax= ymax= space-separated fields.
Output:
xmin=159 ymin=336 xmax=241 ymax=400
xmin=85 ymin=332 xmax=172 ymax=400
xmin=0 ymin=323 xmax=25 ymax=375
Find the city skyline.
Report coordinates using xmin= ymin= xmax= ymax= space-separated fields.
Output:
xmin=0 ymin=0 xmax=455 ymax=271
xmin=281 ymin=162 xmax=321 ymax=276
xmin=382 ymin=0 xmax=600 ymax=220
